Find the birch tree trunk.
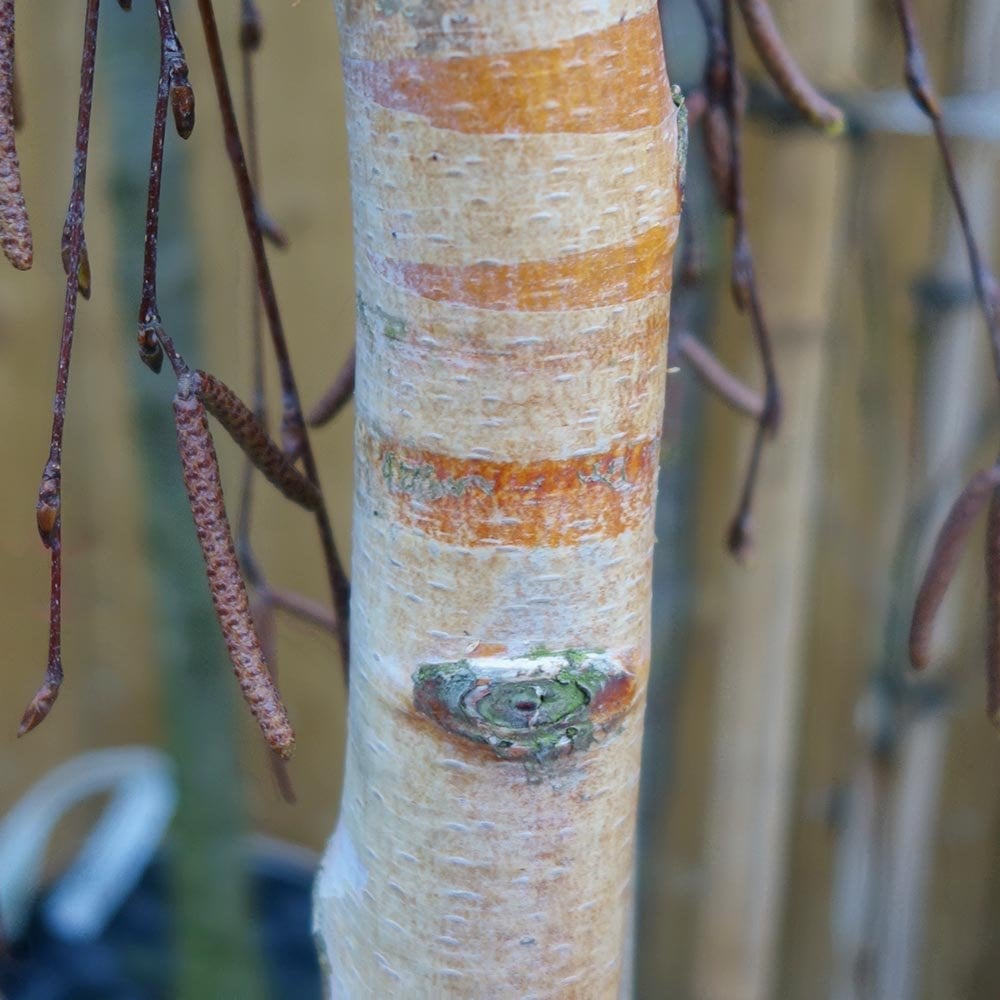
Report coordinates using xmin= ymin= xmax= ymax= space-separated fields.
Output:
xmin=314 ymin=2 xmax=681 ymax=994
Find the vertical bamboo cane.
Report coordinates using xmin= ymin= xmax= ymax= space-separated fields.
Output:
xmin=873 ymin=1 xmax=1000 ymax=996
xmin=692 ymin=2 xmax=862 ymax=997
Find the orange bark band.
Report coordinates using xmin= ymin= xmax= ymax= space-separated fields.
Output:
xmin=342 ymin=11 xmax=671 ymax=136
xmin=360 ymin=427 xmax=658 ymax=548
xmin=366 ymin=223 xmax=673 ymax=312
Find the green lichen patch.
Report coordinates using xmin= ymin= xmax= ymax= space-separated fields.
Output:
xmin=413 ymin=650 xmax=627 ymax=765
xmin=357 ymin=293 xmax=407 ymax=343
xmin=383 ymin=452 xmax=493 ymax=501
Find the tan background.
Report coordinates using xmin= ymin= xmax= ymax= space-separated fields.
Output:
xmin=2 ymin=1 xmax=999 ymax=996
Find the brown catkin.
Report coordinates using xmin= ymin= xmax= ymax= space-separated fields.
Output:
xmin=173 ymin=387 xmax=295 ymax=758
xmin=735 ymin=0 xmax=845 ymax=134
xmin=194 ymin=370 xmax=321 ymax=511
xmin=0 ymin=0 xmax=32 ymax=270
xmin=910 ymin=467 xmax=1000 ymax=670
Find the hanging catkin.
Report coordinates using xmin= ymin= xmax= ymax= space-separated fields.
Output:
xmin=174 ymin=383 xmax=295 ymax=758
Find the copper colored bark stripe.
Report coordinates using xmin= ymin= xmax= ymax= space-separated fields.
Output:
xmin=367 ymin=224 xmax=673 ymax=312
xmin=362 ymin=431 xmax=658 ymax=547
xmin=342 ymin=10 xmax=670 ymax=135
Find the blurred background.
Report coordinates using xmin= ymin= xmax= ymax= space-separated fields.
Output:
xmin=1 ymin=0 xmax=998 ymax=997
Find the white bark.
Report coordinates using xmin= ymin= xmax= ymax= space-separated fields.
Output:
xmin=315 ymin=2 xmax=680 ymax=995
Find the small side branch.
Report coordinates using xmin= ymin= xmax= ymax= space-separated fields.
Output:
xmin=307 ymin=346 xmax=356 ymax=428
xmin=262 ymin=587 xmax=338 ymax=634
xmin=675 ymin=332 xmax=764 ymax=419
xmin=734 ymin=0 xmax=844 ymax=133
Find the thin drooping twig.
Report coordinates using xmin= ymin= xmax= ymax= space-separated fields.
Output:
xmin=675 ymin=332 xmax=764 ymax=419
xmin=20 ymin=0 xmax=101 ymax=736
xmin=19 ymin=548 xmax=63 ymax=735
xmin=232 ymin=0 xmax=298 ymax=800
xmin=262 ymin=586 xmax=338 ymax=634
xmin=235 ymin=0 xmax=268 ymax=561
xmin=909 ymin=466 xmax=1000 ymax=670
xmin=194 ymin=370 xmax=321 ymax=511
xmin=695 ymin=0 xmax=782 ymax=558
xmin=255 ymin=207 xmax=288 ymax=250
xmin=895 ymin=0 xmax=1000 ymax=722
xmin=307 ymin=345 xmax=356 ymax=427
xmin=0 ymin=0 xmax=31 ymax=270
xmin=734 ymin=0 xmax=844 ymax=134
xmin=893 ymin=0 xmax=1000 ymax=382
xmin=137 ymin=0 xmax=194 ymax=378
xmin=196 ymin=0 xmax=350 ymax=679
xmin=174 ymin=379 xmax=296 ymax=759
xmin=235 ymin=0 xmax=285 ymax=254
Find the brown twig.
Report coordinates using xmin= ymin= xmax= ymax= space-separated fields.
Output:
xmin=910 ymin=466 xmax=1000 ymax=670
xmin=137 ymin=2 xmax=192 ymax=379
xmin=734 ymin=0 xmax=844 ymax=134
xmin=262 ymin=586 xmax=338 ymax=634
xmin=174 ymin=381 xmax=295 ymax=759
xmin=256 ymin=206 xmax=288 ymax=250
xmin=893 ymin=0 xmax=1000 ymax=382
xmin=675 ymin=332 xmax=764 ymax=419
xmin=235 ymin=0 xmax=267 ymax=563
xmin=20 ymin=0 xmax=101 ymax=736
xmin=307 ymin=346 xmax=356 ymax=428
xmin=196 ymin=0 xmax=350 ymax=680
xmin=696 ymin=0 xmax=782 ymax=557
xmin=19 ymin=549 xmax=63 ymax=736
xmin=0 ymin=0 xmax=31 ymax=270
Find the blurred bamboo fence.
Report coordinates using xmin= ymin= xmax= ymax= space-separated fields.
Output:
xmin=1 ymin=1 xmax=999 ymax=997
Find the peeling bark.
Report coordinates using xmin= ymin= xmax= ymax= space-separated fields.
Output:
xmin=315 ymin=2 xmax=679 ymax=994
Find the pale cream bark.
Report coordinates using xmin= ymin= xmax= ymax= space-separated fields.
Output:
xmin=315 ymin=2 xmax=680 ymax=996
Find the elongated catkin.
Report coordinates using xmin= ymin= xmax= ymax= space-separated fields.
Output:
xmin=195 ymin=370 xmax=320 ymax=511
xmin=910 ymin=467 xmax=1000 ymax=670
xmin=174 ymin=386 xmax=295 ymax=758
